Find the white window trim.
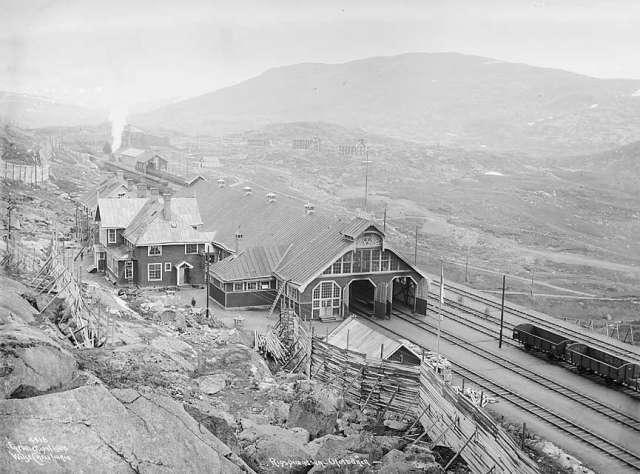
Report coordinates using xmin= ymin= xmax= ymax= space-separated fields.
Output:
xmin=185 ymin=243 xmax=198 ymax=254
xmin=148 ymin=245 xmax=162 ymax=256
xmin=148 ymin=263 xmax=162 ymax=281
xmin=164 ymin=262 xmax=172 ymax=272
xmin=107 ymin=228 xmax=117 ymax=244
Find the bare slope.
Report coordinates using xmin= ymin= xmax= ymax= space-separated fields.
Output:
xmin=134 ymin=52 xmax=640 ymax=155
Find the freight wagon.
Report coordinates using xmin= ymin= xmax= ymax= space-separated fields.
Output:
xmin=565 ymin=343 xmax=640 ymax=389
xmin=512 ymin=323 xmax=573 ymax=359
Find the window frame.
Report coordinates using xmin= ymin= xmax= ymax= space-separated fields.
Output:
xmin=147 ymin=263 xmax=162 ymax=281
xmin=148 ymin=245 xmax=162 ymax=256
xmin=185 ymin=243 xmax=198 ymax=254
xmin=164 ymin=262 xmax=172 ymax=272
xmin=107 ymin=228 xmax=117 ymax=244
xmin=124 ymin=260 xmax=134 ymax=279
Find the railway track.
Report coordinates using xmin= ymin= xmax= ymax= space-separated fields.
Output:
xmin=351 ymin=306 xmax=640 ymax=471
xmin=424 ymin=293 xmax=640 ymax=395
xmin=442 ymin=283 xmax=640 ymax=363
xmin=389 ymin=307 xmax=640 ymax=432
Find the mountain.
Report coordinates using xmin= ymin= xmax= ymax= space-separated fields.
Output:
xmin=133 ymin=52 xmax=640 ymax=155
xmin=0 ymin=91 xmax=106 ymax=128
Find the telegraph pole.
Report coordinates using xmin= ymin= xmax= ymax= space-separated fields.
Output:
xmin=361 ymin=140 xmax=372 ymax=212
xmin=383 ymin=206 xmax=387 ymax=233
xmin=205 ymin=250 xmax=210 ymax=318
xmin=499 ymin=275 xmax=506 ymax=348
xmin=414 ymin=226 xmax=418 ymax=264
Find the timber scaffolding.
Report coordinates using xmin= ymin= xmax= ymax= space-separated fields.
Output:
xmin=256 ymin=310 xmax=539 ymax=474
xmin=25 ymin=236 xmax=108 ymax=348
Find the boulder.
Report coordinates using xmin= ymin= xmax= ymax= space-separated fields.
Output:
xmin=1 ymin=322 xmax=77 ymax=398
xmin=238 ymin=420 xmax=312 ymax=473
xmin=197 ymin=374 xmax=229 ymax=395
xmin=286 ymin=380 xmax=342 ymax=439
xmin=379 ymin=445 xmax=443 ymax=473
xmin=307 ymin=433 xmax=403 ymax=462
xmin=0 ymin=278 xmax=36 ymax=324
xmin=185 ymin=400 xmax=240 ymax=452
xmin=0 ymin=384 xmax=251 ymax=473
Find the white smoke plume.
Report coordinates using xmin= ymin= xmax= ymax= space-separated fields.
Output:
xmin=108 ymin=104 xmax=128 ymax=152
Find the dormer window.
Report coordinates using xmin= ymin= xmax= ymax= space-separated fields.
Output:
xmin=148 ymin=245 xmax=162 ymax=256
xmin=107 ymin=229 xmax=117 ymax=243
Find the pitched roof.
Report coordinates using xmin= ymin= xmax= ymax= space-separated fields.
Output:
xmin=117 ymin=147 xmax=147 ymax=158
xmin=340 ymin=217 xmax=383 ymax=240
xmin=181 ymin=178 xmax=338 ymax=249
xmin=122 ymin=197 xmax=209 ymax=245
xmin=96 ymin=197 xmax=149 ymax=228
xmin=327 ymin=316 xmax=420 ymax=360
xmin=79 ymin=175 xmax=128 ymax=209
xmin=210 ymin=245 xmax=289 ymax=281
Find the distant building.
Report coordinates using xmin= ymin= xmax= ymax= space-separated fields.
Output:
xmin=93 ymin=194 xmax=213 ymax=286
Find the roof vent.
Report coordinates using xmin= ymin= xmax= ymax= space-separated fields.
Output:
xmin=243 ymin=186 xmax=252 ymax=196
xmin=304 ymin=202 xmax=315 ymax=215
xmin=217 ymin=178 xmax=225 ymax=188
xmin=266 ymin=192 xmax=276 ymax=203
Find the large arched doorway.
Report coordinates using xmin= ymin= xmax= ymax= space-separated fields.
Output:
xmin=348 ymin=278 xmax=376 ymax=316
xmin=391 ymin=276 xmax=417 ymax=313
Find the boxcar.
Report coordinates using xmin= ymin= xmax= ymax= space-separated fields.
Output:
xmin=565 ymin=343 xmax=640 ymax=388
xmin=512 ymin=323 xmax=574 ymax=359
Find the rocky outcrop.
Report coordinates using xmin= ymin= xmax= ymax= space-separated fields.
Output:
xmin=378 ymin=445 xmax=444 ymax=473
xmin=0 ymin=384 xmax=251 ymax=473
xmin=286 ymin=379 xmax=343 ymax=439
xmin=238 ymin=419 xmax=312 ymax=473
xmin=1 ymin=322 xmax=77 ymax=398
xmin=0 ymin=276 xmax=36 ymax=324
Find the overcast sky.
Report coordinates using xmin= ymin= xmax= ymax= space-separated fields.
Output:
xmin=1 ymin=0 xmax=639 ymax=111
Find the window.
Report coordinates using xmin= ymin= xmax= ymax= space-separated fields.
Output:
xmin=260 ymin=281 xmax=270 ymax=290
xmin=342 ymin=252 xmax=352 ymax=273
xmin=148 ymin=263 xmax=162 ymax=281
xmin=246 ymin=281 xmax=257 ymax=291
xmin=98 ymin=252 xmax=106 ymax=259
xmin=332 ymin=261 xmax=341 ymax=274
xmin=381 ymin=251 xmax=390 ymax=271
xmin=164 ymin=262 xmax=172 ymax=272
xmin=234 ymin=282 xmax=243 ymax=292
xmin=107 ymin=229 xmax=117 ymax=243
xmin=148 ymin=245 xmax=162 ymax=256
xmin=185 ymin=243 xmax=198 ymax=254
xmin=124 ymin=261 xmax=133 ymax=279
xmin=312 ymin=280 xmax=341 ymax=319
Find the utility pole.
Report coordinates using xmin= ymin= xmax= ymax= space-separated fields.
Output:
xmin=361 ymin=140 xmax=372 ymax=212
xmin=465 ymin=244 xmax=470 ymax=282
xmin=437 ymin=261 xmax=444 ymax=361
xmin=383 ymin=206 xmax=387 ymax=233
xmin=414 ymin=226 xmax=418 ymax=264
xmin=204 ymin=250 xmax=211 ymax=318
xmin=530 ymin=267 xmax=535 ymax=301
xmin=499 ymin=274 xmax=506 ymax=348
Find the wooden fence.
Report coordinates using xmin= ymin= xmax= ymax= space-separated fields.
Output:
xmin=258 ymin=310 xmax=540 ymax=473
xmin=419 ymin=365 xmax=539 ymax=474
xmin=1 ymin=160 xmax=50 ymax=185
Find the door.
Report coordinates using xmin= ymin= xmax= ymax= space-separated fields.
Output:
xmin=320 ymin=300 xmax=333 ymax=319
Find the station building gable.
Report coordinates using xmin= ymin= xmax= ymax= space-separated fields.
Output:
xmin=208 ymin=216 xmax=430 ymax=320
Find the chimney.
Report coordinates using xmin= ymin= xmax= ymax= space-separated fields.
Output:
xmin=234 ymin=227 xmax=243 ymax=253
xmin=266 ymin=192 xmax=276 ymax=204
xmin=136 ymin=183 xmax=147 ymax=198
xmin=162 ymin=192 xmax=172 ymax=221
xmin=149 ymin=187 xmax=160 ymax=199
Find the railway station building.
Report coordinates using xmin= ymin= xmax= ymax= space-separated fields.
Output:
xmin=192 ymin=180 xmax=431 ymax=321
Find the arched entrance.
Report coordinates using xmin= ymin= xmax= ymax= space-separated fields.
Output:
xmin=391 ymin=276 xmax=417 ymax=313
xmin=348 ymin=278 xmax=376 ymax=316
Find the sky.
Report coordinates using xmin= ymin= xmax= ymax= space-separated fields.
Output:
xmin=1 ymin=0 xmax=640 ymax=112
